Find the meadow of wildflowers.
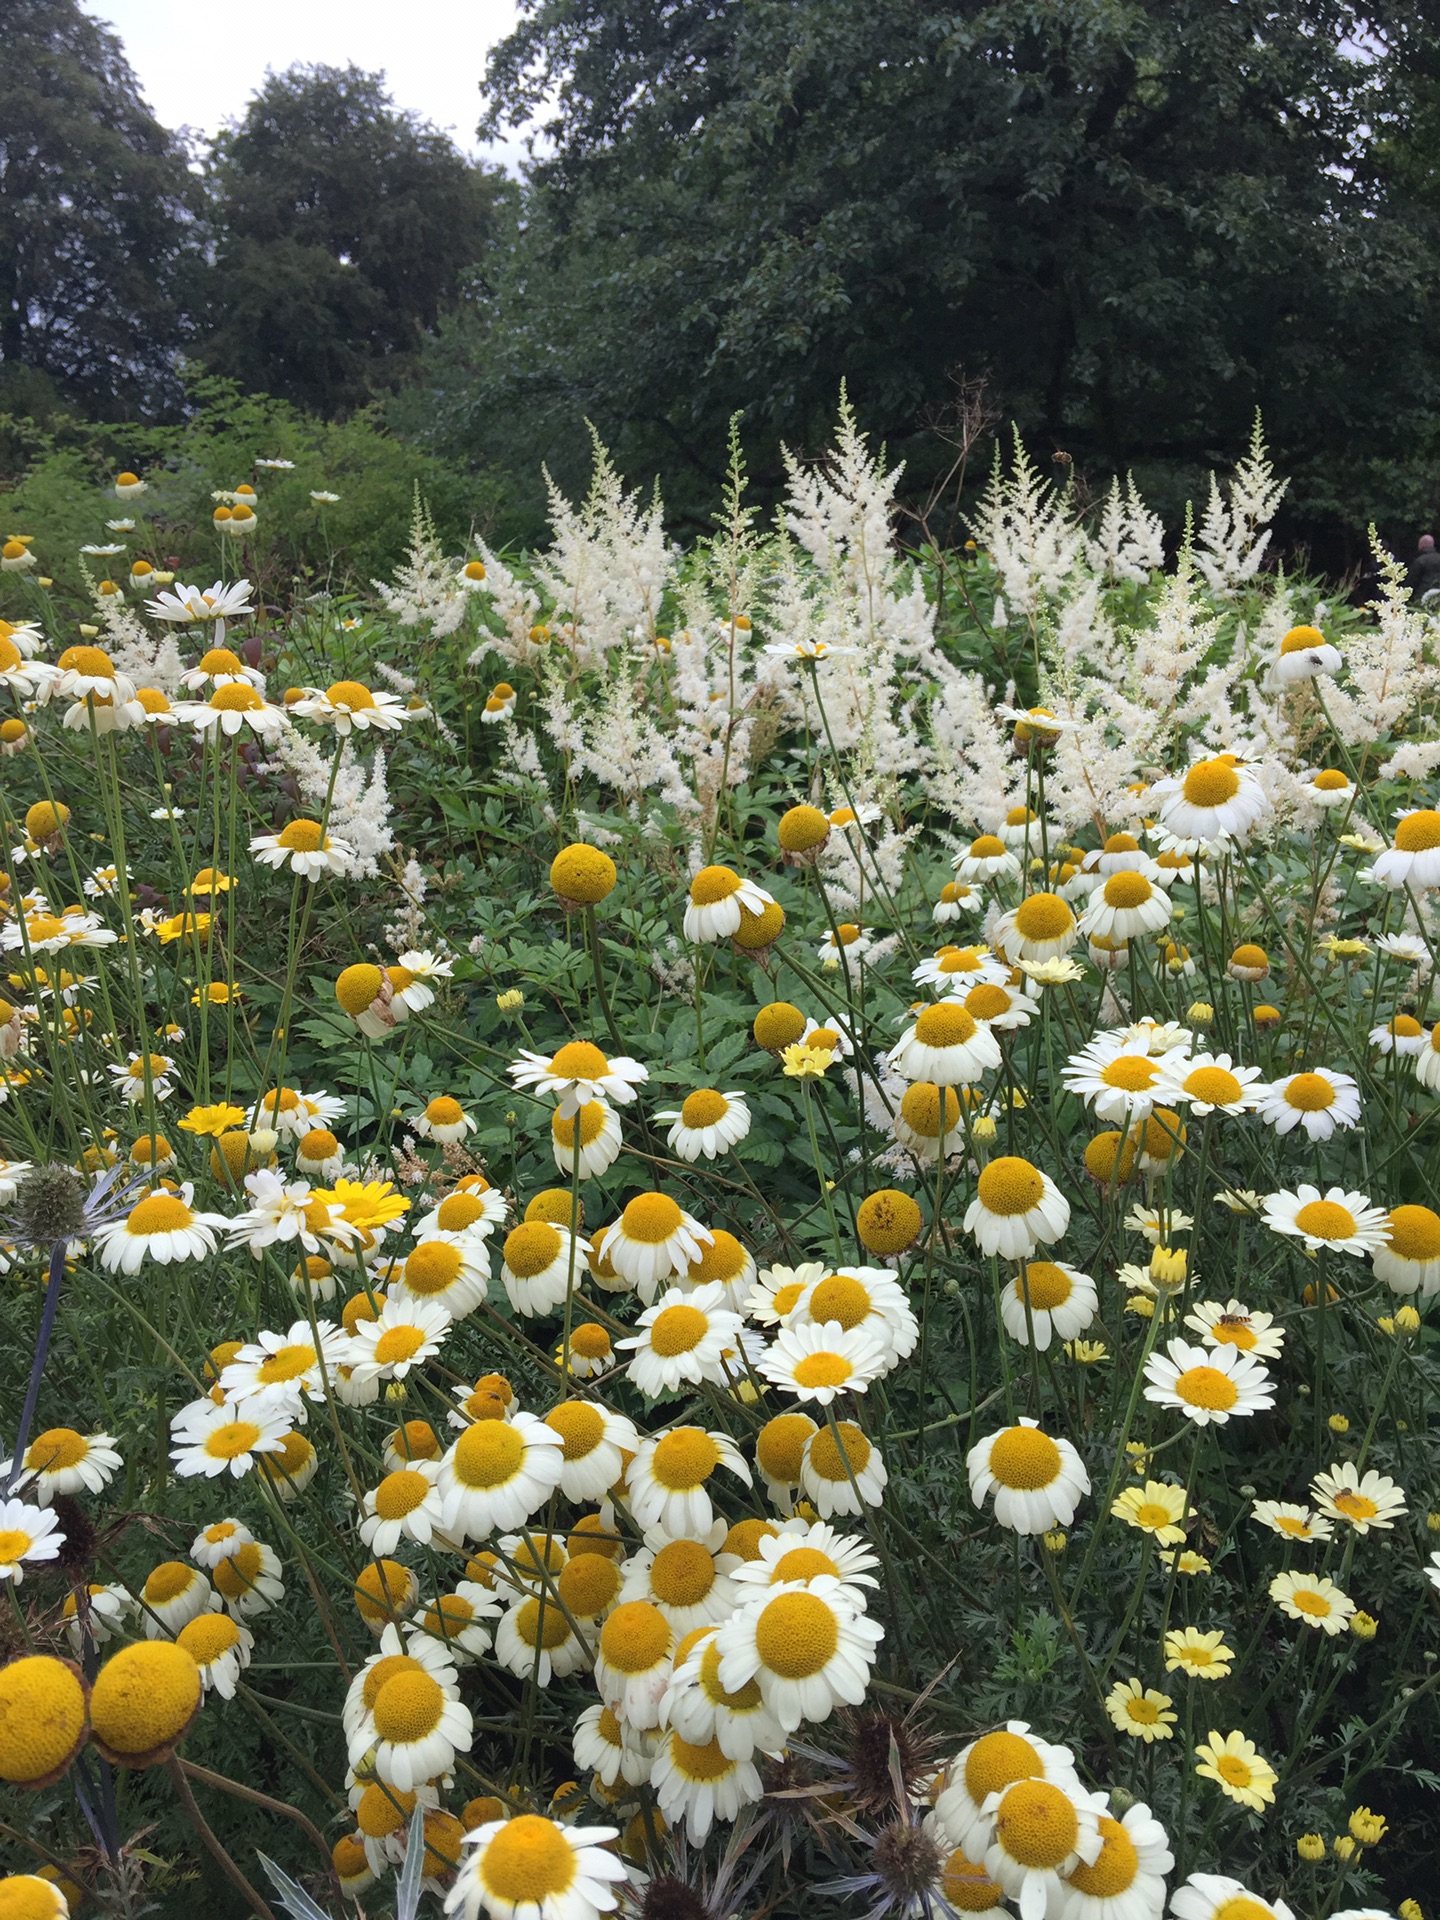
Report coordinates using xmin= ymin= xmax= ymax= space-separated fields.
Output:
xmin=0 ymin=408 xmax=1436 ymax=1920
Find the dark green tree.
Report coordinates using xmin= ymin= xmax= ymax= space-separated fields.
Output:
xmin=203 ymin=65 xmax=500 ymax=416
xmin=0 ymin=0 xmax=201 ymax=418
xmin=431 ymin=0 xmax=1440 ymax=547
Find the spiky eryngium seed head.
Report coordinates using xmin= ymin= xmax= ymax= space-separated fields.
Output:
xmin=15 ymin=1163 xmax=89 ymax=1247
xmin=869 ymin=1818 xmax=945 ymax=1901
xmin=639 ymin=1878 xmax=715 ymax=1920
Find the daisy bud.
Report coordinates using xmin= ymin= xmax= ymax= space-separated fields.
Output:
xmin=1297 ymin=1834 xmax=1326 ymax=1861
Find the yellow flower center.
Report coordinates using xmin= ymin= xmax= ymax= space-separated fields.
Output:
xmin=362 ymin=1653 xmax=422 ymax=1711
xmin=405 ymin=1242 xmax=464 ymax=1294
xmin=601 ymin=1601 xmax=671 ymax=1672
xmin=479 ymin=1817 xmax=577 ymax=1904
xmin=807 ymin=1275 xmax=870 ymax=1329
xmin=1395 ymin=810 xmax=1440 ymax=851
xmin=373 ymin=1325 xmax=427 ymax=1366
xmin=1017 ymin=1263 xmax=1071 ymax=1311
xmin=988 ymin=1426 xmax=1062 ymax=1490
xmin=1214 ymin=1901 xmax=1277 ymax=1920
xmin=913 ymin=1003 xmax=980 ymax=1048
xmin=965 ymin=985 xmax=1013 ymax=1021
xmin=25 ymin=1428 xmax=89 ymax=1472
xmin=512 ymin=1596 xmax=573 ymax=1649
xmin=202 ymin=1420 xmax=261 ymax=1460
xmin=1283 ymin=1072 xmax=1335 ymax=1111
xmin=557 ymin=1554 xmax=622 ymax=1617
xmin=1332 ymin=1490 xmax=1378 ymax=1522
xmin=1174 ymin=1365 xmax=1239 ymax=1412
xmin=680 ymin=1089 xmax=730 ymax=1128
xmin=372 ymin=1669 xmax=445 ymax=1742
xmin=753 ymin=1591 xmax=839 ymax=1678
xmin=437 ymin=1193 xmax=487 ymax=1231
xmin=755 ymin=1413 xmax=817 ymax=1483
xmin=648 ymin=1303 xmax=709 ymax=1356
xmin=1099 ymin=1055 xmax=1158 ymax=1091
xmin=89 ymin=1641 xmax=200 ymax=1755
xmin=649 ymin=1540 xmax=716 ymax=1607
xmin=963 ymin=1729 xmax=1044 ymax=1804
xmin=970 ymin=835 xmax=1007 ymax=859
xmin=1124 ymin=1695 xmax=1161 ymax=1725
xmin=0 ymin=1654 xmax=87 ymax=1784
xmin=622 ymin=1192 xmax=685 ymax=1244
xmin=791 ymin=1350 xmax=854 ymax=1388
xmin=1215 ymin=1753 xmax=1255 ymax=1788
xmin=806 ymin=1420 xmax=870 ymax=1482
xmin=276 ymin=820 xmax=326 ymax=851
xmin=1293 ymin=1199 xmax=1357 ymax=1241
xmin=58 ymin=644 xmax=114 ymax=677
xmin=899 ymin=1082 xmax=960 ymax=1137
xmin=326 ymin=680 xmax=375 ymax=710
xmin=177 ymin=1613 xmax=241 ymax=1664
xmin=943 ymin=1847 xmax=1007 ymax=1912
xmin=769 ymin=1281 xmax=805 ymax=1317
xmin=213 ymin=1543 xmax=266 ymax=1600
xmin=689 ymin=864 xmax=741 ymax=905
xmin=255 ymin=1342 xmax=316 ymax=1383
xmin=1385 ymin=1205 xmax=1440 ymax=1261
xmin=1066 ymin=1817 xmax=1138 ymax=1895
xmin=1103 ymin=872 xmax=1152 ymax=908
xmin=649 ymin=1427 xmax=720 ymax=1491
xmin=127 ymin=1193 xmax=194 ymax=1234
xmin=546 ymin=1401 xmax=606 ymax=1459
xmin=210 ymin=683 xmax=265 ymax=712
xmin=144 ymin=1562 xmax=195 ymax=1605
xmin=1013 ymin=893 xmax=1072 ymax=940
xmin=1182 ymin=760 xmax=1241 ymax=808
xmin=938 ymin=947 xmax=986 ymax=975
xmin=1134 ymin=1503 xmax=1172 ymax=1531
xmin=373 ymin=1469 xmax=431 ymax=1519
xmin=995 ymin=1778 xmax=1079 ymax=1868
xmin=1292 ymin=1587 xmax=1333 ymax=1617
xmin=976 ymin=1157 xmax=1045 ymax=1216
xmin=504 ymin=1221 xmax=563 ymax=1276
xmin=451 ymin=1423 xmax=525 ymax=1489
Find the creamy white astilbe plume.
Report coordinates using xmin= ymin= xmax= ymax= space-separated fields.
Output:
xmin=923 ymin=673 xmax=1022 ymax=835
xmin=87 ymin=567 xmax=187 ymax=693
xmin=1086 ymin=475 xmax=1166 ymax=584
xmin=966 ymin=430 xmax=1086 ymax=618
xmin=818 ymin=820 xmax=919 ymax=921
xmin=384 ymin=855 xmax=429 ymax=951
xmin=267 ymin=733 xmax=394 ymax=878
xmin=495 ymin=720 xmax=551 ymax=802
xmin=528 ymin=430 xmax=674 ymax=667
xmin=373 ymin=489 xmax=469 ymax=638
xmin=465 ymin=543 xmax=543 ymax=668
xmin=576 ymin=655 xmax=696 ymax=815
xmin=1193 ymin=415 xmax=1287 ymax=597
xmin=1327 ymin=538 xmax=1440 ymax=756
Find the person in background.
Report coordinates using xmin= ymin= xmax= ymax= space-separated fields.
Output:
xmin=1406 ymin=532 xmax=1440 ymax=600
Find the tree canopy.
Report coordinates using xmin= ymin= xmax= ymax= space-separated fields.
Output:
xmin=425 ymin=0 xmax=1440 ymax=548
xmin=202 ymin=64 xmax=502 ymax=416
xmin=0 ymin=0 xmax=201 ymax=418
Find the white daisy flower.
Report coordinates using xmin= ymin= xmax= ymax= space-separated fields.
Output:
xmin=550 ymin=1099 xmax=624 ymax=1179
xmin=1250 ymin=1500 xmax=1332 ymax=1543
xmin=1142 ymin=1339 xmax=1274 ymax=1426
xmin=346 ymin=1296 xmax=453 ymax=1383
xmin=1062 ymin=1038 xmax=1185 ymax=1124
xmin=1375 ymin=931 xmax=1429 ymax=964
xmin=292 ymin=678 xmax=411 ymax=735
xmin=650 ymin=1725 xmax=765 ymax=1843
xmin=1156 ymin=1052 xmax=1265 ymax=1116
xmin=968 ymin=1418 xmax=1090 ymax=1534
xmin=889 ymin=1002 xmax=1003 ymax=1085
xmin=1150 ymin=757 xmax=1269 ymax=846
xmin=225 ymin=1170 xmax=357 ymax=1257
xmin=416 ymin=1183 xmax=510 ymax=1241
xmin=409 ymin=1583 xmax=501 ymax=1665
xmin=249 ymin=819 xmax=353 ymax=879
xmin=63 ymin=1581 xmax=133 ymax=1653
xmin=1052 ymin=1800 xmax=1172 ymax=1920
xmin=411 ymin=1095 xmax=476 ymax=1144
xmin=683 ymin=865 xmax=776 ymax=943
xmin=1370 ymin=1012 xmax=1428 ymax=1055
xmin=1367 ymin=808 xmax=1440 ymax=889
xmin=933 ymin=1722 xmax=1082 ymax=1860
xmin=601 ymin=1193 xmax=712 ymax=1301
xmin=176 ymin=1611 xmax=254 ymax=1699
xmin=714 ymin=1575 xmax=883 ymax=1732
xmin=493 ymin=1589 xmax=590 ymax=1683
xmin=499 ymin=1220 xmax=588 ymax=1317
xmin=1257 ymin=1067 xmax=1361 ymax=1140
xmin=370 ymin=1666 xmax=472 ymax=1792
xmin=444 ymin=1815 xmax=625 ymax=1920
xmin=108 ymin=1051 xmax=175 ymax=1103
xmin=660 ymin=1625 xmax=786 ymax=1763
xmin=745 ymin=1261 xmax=827 ymax=1327
xmin=182 ymin=683 xmax=289 ymax=739
xmin=1182 ymin=1298 xmax=1284 ymax=1359
xmin=953 ymin=834 xmax=1022 ymax=884
xmin=1078 ymin=870 xmax=1172 ymax=942
xmin=220 ymin=1318 xmax=348 ymax=1409
xmin=892 ymin=1080 xmax=966 ymax=1161
xmin=212 ymin=1539 xmax=285 ymax=1618
xmin=390 ymin=1233 xmax=490 ymax=1320
xmin=1415 ymin=1024 xmax=1440 ymax=1092
xmin=655 ymin=1089 xmax=751 ymax=1161
xmin=964 ymin=1157 xmax=1070 ymax=1259
xmin=0 ymin=1497 xmax=64 ymax=1582
xmin=541 ymin=1400 xmax=641 ymax=1503
xmin=758 ymin=1318 xmax=888 ymax=1403
xmin=594 ymin=1600 xmax=675 ymax=1728
xmin=992 ymin=892 xmax=1079 ymax=965
xmin=438 ymin=1410 xmax=565 ymax=1543
xmin=139 ymin=1561 xmax=213 ymax=1635
xmin=1267 ymin=624 xmax=1342 ymax=687
xmin=797 ymin=1418 xmax=886 ymax=1519
xmin=170 ymin=1400 xmax=292 ymax=1479
xmin=360 ymin=1461 xmax=446 ymax=1554
xmin=913 ymin=944 xmax=1012 ymax=995
xmin=1262 ymin=1185 xmax=1388 ymax=1256
xmin=999 ymin=1261 xmax=1098 ymax=1351
xmin=983 ymin=1773 xmax=1109 ymax=1920
xmin=190 ymin=1518 xmax=255 ymax=1569
xmin=620 ymin=1530 xmax=740 ymax=1636
xmin=1373 ymin=1203 xmax=1440 ymax=1295
xmin=728 ymin=1516 xmax=879 ymax=1598
xmin=626 ymin=1426 xmax=752 ymax=1539
xmin=1171 ymin=1875 xmax=1295 ymax=1920
xmin=509 ymin=1038 xmax=648 ymax=1118
xmin=92 ymin=1183 xmax=229 ymax=1273
xmin=5 ymin=1427 xmax=121 ymax=1502
xmin=618 ymin=1282 xmax=745 ymax=1396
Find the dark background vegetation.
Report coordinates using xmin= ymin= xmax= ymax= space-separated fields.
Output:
xmin=4 ymin=0 xmax=1440 ymax=571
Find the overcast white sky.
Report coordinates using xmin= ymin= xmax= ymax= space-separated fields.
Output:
xmin=83 ymin=0 xmax=525 ymax=161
